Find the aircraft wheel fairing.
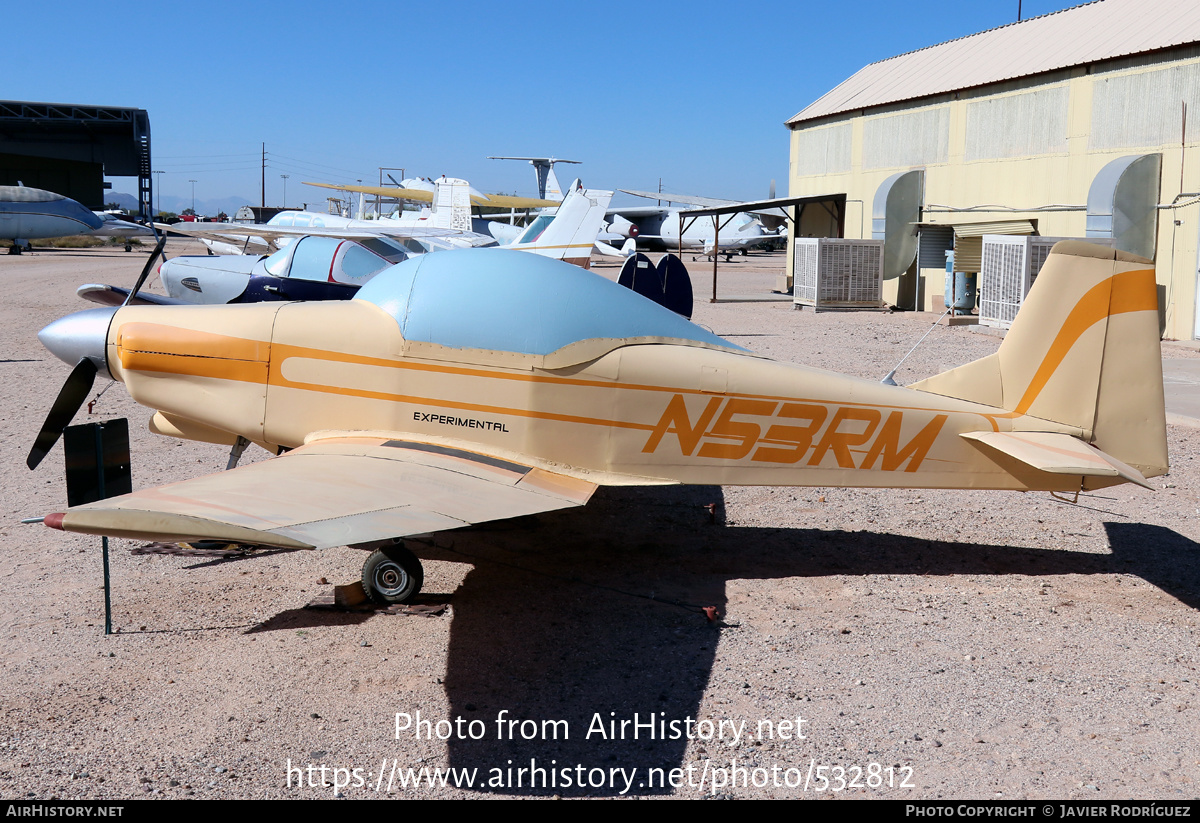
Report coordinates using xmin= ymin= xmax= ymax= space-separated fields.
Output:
xmin=362 ymin=544 xmax=424 ymax=605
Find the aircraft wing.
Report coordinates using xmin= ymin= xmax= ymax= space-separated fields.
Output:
xmin=155 ymin=221 xmax=495 ymax=249
xmin=618 ymin=192 xmax=788 ymax=222
xmin=305 ymin=181 xmax=437 ymax=204
xmin=305 ymin=181 xmax=557 ymax=210
xmin=607 ymin=205 xmax=680 ymax=218
xmin=45 ymin=436 xmax=598 ymax=549
xmin=473 ymin=192 xmax=558 ymax=210
xmin=620 ymin=190 xmax=738 ymax=208
xmin=76 ymin=284 xmax=188 ymax=307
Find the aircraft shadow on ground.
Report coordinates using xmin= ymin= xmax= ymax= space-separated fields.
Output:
xmin=430 ymin=485 xmax=1200 ymax=796
xmin=246 ymin=608 xmax=374 ymax=633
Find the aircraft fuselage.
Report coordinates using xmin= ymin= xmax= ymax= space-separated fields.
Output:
xmin=104 ymin=300 xmax=1085 ymax=493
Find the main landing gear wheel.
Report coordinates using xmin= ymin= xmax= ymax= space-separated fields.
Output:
xmin=361 ymin=543 xmax=424 ymax=605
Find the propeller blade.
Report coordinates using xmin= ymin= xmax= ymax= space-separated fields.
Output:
xmin=122 ymin=235 xmax=167 ymax=307
xmin=27 ymin=358 xmax=98 ymax=470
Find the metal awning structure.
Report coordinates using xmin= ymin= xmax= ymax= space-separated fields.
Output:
xmin=946 ymin=219 xmax=1035 ymax=273
xmin=912 ymin=220 xmax=1036 ymax=273
xmin=0 ymin=101 xmax=152 ymax=215
xmin=678 ymin=193 xmax=846 ymax=302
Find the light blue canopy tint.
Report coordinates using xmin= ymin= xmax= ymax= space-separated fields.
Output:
xmin=354 ymin=248 xmax=743 ymax=356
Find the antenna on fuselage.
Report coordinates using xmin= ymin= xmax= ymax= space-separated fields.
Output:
xmin=880 ymin=307 xmax=952 ymax=385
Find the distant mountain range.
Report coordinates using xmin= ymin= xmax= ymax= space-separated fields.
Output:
xmin=108 ymin=191 xmax=283 ymax=218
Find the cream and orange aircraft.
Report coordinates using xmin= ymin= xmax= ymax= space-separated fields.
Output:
xmin=31 ymin=241 xmax=1167 ymax=605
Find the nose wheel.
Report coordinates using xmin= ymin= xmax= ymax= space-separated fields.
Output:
xmin=361 ymin=543 xmax=424 ymax=605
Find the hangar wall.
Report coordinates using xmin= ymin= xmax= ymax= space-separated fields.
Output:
xmin=788 ymin=48 xmax=1200 ymax=340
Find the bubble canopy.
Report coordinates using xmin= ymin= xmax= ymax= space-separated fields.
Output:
xmin=353 ymin=248 xmax=743 ymax=357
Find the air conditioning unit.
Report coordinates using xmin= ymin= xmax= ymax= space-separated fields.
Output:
xmin=792 ymin=238 xmax=885 ymax=310
xmin=978 ymin=236 xmax=1113 ymax=329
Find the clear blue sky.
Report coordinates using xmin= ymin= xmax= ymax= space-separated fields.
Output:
xmin=9 ymin=0 xmax=1082 ymax=210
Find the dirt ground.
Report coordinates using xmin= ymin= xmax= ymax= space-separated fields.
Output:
xmin=1 ymin=241 xmax=1197 ymax=800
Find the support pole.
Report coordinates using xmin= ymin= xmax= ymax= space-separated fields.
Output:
xmin=712 ymin=216 xmax=719 ymax=303
xmin=93 ymin=425 xmax=112 ymax=636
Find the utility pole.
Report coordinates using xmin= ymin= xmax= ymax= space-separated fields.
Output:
xmin=261 ymin=143 xmax=266 ymax=210
xmin=189 ymin=179 xmax=197 ymax=214
xmin=281 ymin=174 xmax=289 ymax=208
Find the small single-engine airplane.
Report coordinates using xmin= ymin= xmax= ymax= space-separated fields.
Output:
xmin=76 ymin=235 xmax=416 ymax=308
xmin=31 ymin=242 xmax=1166 ymax=606
xmin=0 ymin=185 xmax=103 ymax=253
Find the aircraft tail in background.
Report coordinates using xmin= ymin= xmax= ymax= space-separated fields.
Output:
xmin=487 ymin=156 xmax=581 ymax=202
xmin=505 ymin=179 xmax=612 ymax=268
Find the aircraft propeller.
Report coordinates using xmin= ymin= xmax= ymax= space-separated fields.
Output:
xmin=27 ymin=236 xmax=167 ymax=469
xmin=27 ymin=358 xmax=97 ymax=470
xmin=122 ymin=235 xmax=167 ymax=306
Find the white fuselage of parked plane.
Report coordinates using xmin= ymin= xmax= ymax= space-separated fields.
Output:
xmin=0 ymin=186 xmax=103 ymax=244
xmin=604 ymin=207 xmax=770 ymax=254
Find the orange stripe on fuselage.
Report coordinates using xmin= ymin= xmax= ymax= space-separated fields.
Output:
xmin=117 ymin=323 xmax=271 ymax=383
xmin=114 ymin=324 xmax=1002 ymax=430
xmin=1012 ymin=267 xmax=1156 ymax=416
xmin=118 ymin=323 xmax=271 ymax=362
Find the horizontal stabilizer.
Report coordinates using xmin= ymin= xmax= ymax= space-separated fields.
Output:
xmin=594 ymin=237 xmax=636 ymax=257
xmin=961 ymin=431 xmax=1152 ymax=489
xmin=45 ymin=436 xmax=598 ymax=548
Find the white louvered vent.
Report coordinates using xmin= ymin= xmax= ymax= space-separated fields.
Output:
xmin=793 ymin=239 xmax=884 ymax=310
xmin=979 ymin=236 xmax=1113 ymax=329
xmin=979 ymin=236 xmax=1029 ymax=329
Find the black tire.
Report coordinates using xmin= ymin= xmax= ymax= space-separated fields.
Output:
xmin=361 ymin=544 xmax=423 ymax=605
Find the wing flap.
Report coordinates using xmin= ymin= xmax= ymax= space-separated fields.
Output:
xmin=961 ymin=431 xmax=1152 ymax=489
xmin=47 ymin=437 xmax=598 ymax=548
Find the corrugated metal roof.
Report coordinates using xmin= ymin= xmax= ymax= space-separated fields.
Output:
xmin=788 ymin=0 xmax=1200 ymax=126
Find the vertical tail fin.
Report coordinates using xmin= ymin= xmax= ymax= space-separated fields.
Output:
xmin=910 ymin=241 xmax=1167 ymax=478
xmin=507 ymin=180 xmax=612 ymax=268
xmin=430 ymin=177 xmax=473 ymax=233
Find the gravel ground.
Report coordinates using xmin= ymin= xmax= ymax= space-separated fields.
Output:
xmin=1 ymin=242 xmax=1197 ymax=800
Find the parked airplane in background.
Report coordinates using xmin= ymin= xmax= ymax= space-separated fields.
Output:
xmin=106 ymin=181 xmax=612 ymax=309
xmin=77 ymin=236 xmax=413 ymax=308
xmin=303 ymin=175 xmax=557 ymax=215
xmin=488 ymin=158 xmax=780 ymax=259
xmin=163 ymin=178 xmax=611 ymax=269
xmin=32 ymin=243 xmax=1167 ymax=606
xmin=87 ymin=212 xmax=156 ymax=251
xmin=486 ymin=156 xmax=581 ymax=202
xmin=0 ymin=186 xmax=103 ymax=253
xmin=608 ymin=201 xmax=776 ymax=259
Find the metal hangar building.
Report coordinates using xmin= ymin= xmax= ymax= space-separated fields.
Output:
xmin=786 ymin=0 xmax=1200 ymax=339
xmin=0 ymin=101 xmax=152 ymax=217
